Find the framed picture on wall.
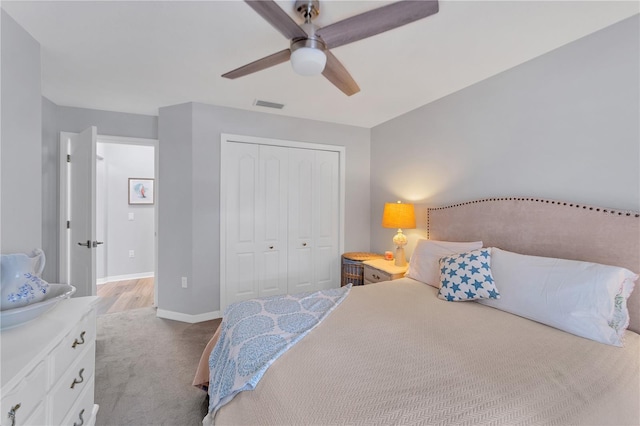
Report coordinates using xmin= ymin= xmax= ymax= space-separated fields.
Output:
xmin=128 ymin=178 xmax=154 ymax=205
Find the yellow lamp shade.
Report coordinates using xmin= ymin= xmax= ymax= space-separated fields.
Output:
xmin=382 ymin=202 xmax=416 ymax=229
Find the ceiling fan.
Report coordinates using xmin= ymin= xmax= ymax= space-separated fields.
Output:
xmin=222 ymin=0 xmax=439 ymax=96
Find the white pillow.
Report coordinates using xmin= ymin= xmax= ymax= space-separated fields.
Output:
xmin=479 ymin=248 xmax=638 ymax=347
xmin=406 ymin=239 xmax=483 ymax=287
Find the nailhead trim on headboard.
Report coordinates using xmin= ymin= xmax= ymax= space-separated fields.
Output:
xmin=427 ymin=197 xmax=640 ymax=239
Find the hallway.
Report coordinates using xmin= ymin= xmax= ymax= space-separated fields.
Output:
xmin=96 ymin=278 xmax=154 ymax=315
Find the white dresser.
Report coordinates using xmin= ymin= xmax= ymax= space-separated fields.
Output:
xmin=1 ymin=297 xmax=99 ymax=426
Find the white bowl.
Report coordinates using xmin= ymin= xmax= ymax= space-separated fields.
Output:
xmin=1 ymin=284 xmax=76 ymax=330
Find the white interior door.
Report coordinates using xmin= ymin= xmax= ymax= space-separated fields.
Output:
xmin=69 ymin=127 xmax=98 ymax=297
xmin=96 ymin=154 xmax=107 ymax=282
xmin=257 ymin=145 xmax=289 ymax=298
xmin=288 ymin=149 xmax=314 ymax=293
xmin=313 ymin=150 xmax=340 ymax=290
xmin=225 ymin=142 xmax=289 ymax=305
xmin=225 ymin=142 xmax=260 ymax=304
xmin=288 ymin=149 xmax=340 ymax=293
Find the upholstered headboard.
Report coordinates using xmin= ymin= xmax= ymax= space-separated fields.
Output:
xmin=427 ymin=197 xmax=640 ymax=334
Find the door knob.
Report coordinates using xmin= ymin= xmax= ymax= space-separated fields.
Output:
xmin=92 ymin=241 xmax=104 ymax=248
xmin=77 ymin=240 xmax=91 ymax=248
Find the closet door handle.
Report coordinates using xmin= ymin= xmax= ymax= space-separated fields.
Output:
xmin=71 ymin=368 xmax=85 ymax=389
xmin=72 ymin=331 xmax=86 ymax=348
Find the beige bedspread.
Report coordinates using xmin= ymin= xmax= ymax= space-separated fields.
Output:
xmin=204 ymin=279 xmax=640 ymax=425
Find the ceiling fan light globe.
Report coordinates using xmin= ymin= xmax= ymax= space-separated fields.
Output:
xmin=290 ymin=47 xmax=326 ymax=76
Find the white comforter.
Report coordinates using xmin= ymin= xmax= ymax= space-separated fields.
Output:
xmin=212 ymin=278 xmax=640 ymax=425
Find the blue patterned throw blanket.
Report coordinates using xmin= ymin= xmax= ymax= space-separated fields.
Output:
xmin=208 ymin=285 xmax=351 ymax=415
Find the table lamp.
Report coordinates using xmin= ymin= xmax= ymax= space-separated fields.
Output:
xmin=382 ymin=201 xmax=416 ymax=267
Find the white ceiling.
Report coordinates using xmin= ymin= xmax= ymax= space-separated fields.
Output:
xmin=2 ymin=1 xmax=638 ymax=128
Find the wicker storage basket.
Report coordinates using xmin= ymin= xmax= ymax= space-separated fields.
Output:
xmin=341 ymin=252 xmax=385 ymax=286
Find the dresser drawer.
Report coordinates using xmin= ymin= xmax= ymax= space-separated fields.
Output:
xmin=50 ymin=309 xmax=96 ymax=385
xmin=50 ymin=342 xmax=96 ymax=425
xmin=0 ymin=361 xmax=46 ymax=425
xmin=363 ymin=265 xmax=391 ymax=284
xmin=61 ymin=376 xmax=95 ymax=426
xmin=22 ymin=401 xmax=45 ymax=426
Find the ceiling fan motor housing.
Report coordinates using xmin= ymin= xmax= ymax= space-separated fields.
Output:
xmin=291 ymin=0 xmax=325 ymax=51
xmin=295 ymin=0 xmax=320 ymax=21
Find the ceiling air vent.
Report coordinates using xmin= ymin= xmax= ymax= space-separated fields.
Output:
xmin=254 ymin=99 xmax=285 ymax=109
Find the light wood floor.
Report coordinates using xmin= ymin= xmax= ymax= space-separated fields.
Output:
xmin=96 ymin=277 xmax=154 ymax=316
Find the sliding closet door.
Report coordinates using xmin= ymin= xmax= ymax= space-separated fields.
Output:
xmin=288 ymin=149 xmax=340 ymax=293
xmin=225 ymin=142 xmax=288 ymax=305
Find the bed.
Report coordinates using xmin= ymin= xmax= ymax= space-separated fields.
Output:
xmin=195 ymin=197 xmax=640 ymax=425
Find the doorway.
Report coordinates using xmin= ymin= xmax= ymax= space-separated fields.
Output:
xmin=60 ymin=133 xmax=159 ymax=313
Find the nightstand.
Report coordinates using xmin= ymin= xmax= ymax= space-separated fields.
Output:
xmin=362 ymin=258 xmax=408 ymax=284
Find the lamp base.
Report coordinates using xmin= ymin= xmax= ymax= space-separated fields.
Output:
xmin=394 ymin=246 xmax=407 ymax=267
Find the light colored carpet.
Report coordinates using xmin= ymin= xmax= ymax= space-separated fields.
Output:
xmin=95 ymin=307 xmax=220 ymax=426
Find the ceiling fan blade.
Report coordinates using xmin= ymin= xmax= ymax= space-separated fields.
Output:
xmin=322 ymin=50 xmax=360 ymax=96
xmin=222 ymin=49 xmax=291 ymax=79
xmin=316 ymin=0 xmax=439 ymax=49
xmin=245 ymin=0 xmax=308 ymax=40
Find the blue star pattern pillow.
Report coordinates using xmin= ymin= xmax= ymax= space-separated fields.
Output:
xmin=437 ymin=248 xmax=500 ymax=302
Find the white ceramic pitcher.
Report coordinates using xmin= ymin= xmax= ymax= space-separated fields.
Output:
xmin=1 ymin=249 xmax=49 ymax=310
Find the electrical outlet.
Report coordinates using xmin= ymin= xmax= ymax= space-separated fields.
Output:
xmin=181 ymin=277 xmax=188 ymax=288
xmin=129 ymin=250 xmax=135 ymax=258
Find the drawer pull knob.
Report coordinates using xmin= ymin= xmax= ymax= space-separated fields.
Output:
xmin=8 ymin=403 xmax=21 ymax=426
xmin=373 ymin=274 xmax=380 ymax=280
xmin=73 ymin=409 xmax=85 ymax=426
xmin=71 ymin=368 xmax=85 ymax=389
xmin=72 ymin=331 xmax=86 ymax=348
xmin=302 ymin=243 xmax=307 ymax=247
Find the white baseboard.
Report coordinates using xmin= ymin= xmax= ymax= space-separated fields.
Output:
xmin=97 ymin=272 xmax=155 ymax=285
xmin=156 ymin=309 xmax=222 ymax=323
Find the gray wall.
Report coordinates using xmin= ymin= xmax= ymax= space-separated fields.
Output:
xmin=370 ymin=15 xmax=640 ymax=259
xmin=158 ymin=102 xmax=371 ymax=315
xmin=1 ymin=10 xmax=42 ymax=254
xmin=157 ymin=103 xmax=193 ymax=313
xmin=41 ymin=99 xmax=158 ymax=281
xmin=97 ymin=143 xmax=155 ymax=279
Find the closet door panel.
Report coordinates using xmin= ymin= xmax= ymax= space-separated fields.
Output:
xmin=314 ymin=151 xmax=340 ymax=290
xmin=315 ymin=246 xmax=334 ymax=287
xmin=258 ymin=145 xmax=289 ymax=298
xmin=288 ymin=149 xmax=315 ymax=293
xmin=226 ymin=143 xmax=260 ymax=303
xmin=288 ymin=149 xmax=340 ymax=292
xmin=288 ymin=247 xmax=313 ymax=292
xmin=236 ymin=156 xmax=256 ymax=242
xmin=224 ymin=138 xmax=341 ymax=309
xmin=233 ymin=252 xmax=257 ymax=296
xmin=292 ymin=154 xmax=313 ymax=240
